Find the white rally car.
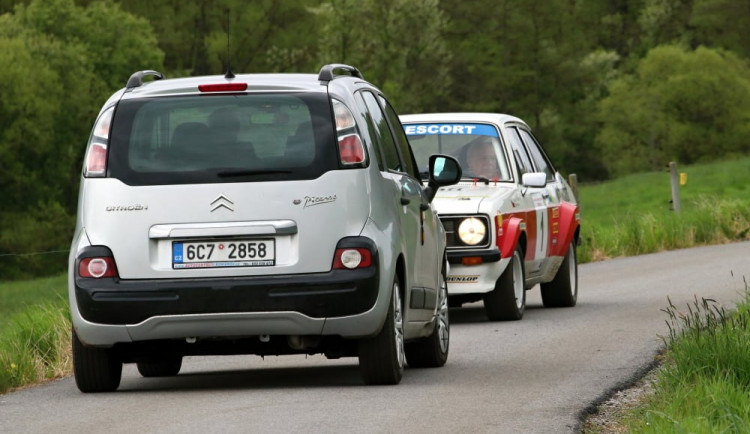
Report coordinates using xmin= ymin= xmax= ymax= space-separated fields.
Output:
xmin=401 ymin=113 xmax=581 ymax=320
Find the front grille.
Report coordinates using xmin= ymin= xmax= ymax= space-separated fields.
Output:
xmin=440 ymin=215 xmax=492 ymax=249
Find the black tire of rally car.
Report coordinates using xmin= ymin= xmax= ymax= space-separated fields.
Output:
xmin=541 ymin=240 xmax=578 ymax=308
xmin=484 ymin=245 xmax=526 ymax=321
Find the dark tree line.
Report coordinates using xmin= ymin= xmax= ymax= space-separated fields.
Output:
xmin=1 ymin=0 xmax=749 ymax=279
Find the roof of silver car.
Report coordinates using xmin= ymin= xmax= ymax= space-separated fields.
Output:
xmin=121 ymin=64 xmax=365 ymax=99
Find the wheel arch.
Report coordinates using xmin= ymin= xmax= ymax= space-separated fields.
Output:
xmin=499 ymin=216 xmax=526 ymax=259
xmin=555 ymin=201 xmax=581 ymax=257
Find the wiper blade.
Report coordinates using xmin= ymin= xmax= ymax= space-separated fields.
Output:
xmin=217 ymin=169 xmax=292 ymax=177
xmin=461 ymin=175 xmax=491 ymax=184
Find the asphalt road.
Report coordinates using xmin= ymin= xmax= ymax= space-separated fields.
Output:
xmin=1 ymin=241 xmax=748 ymax=434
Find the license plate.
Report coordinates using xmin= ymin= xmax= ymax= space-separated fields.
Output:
xmin=172 ymin=239 xmax=275 ymax=268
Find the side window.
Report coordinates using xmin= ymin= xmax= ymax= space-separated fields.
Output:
xmin=518 ymin=128 xmax=554 ymax=182
xmin=379 ymin=96 xmax=419 ymax=179
xmin=504 ymin=126 xmax=534 ymax=177
xmin=353 ymin=92 xmax=384 ymax=171
xmin=361 ymin=91 xmax=402 ymax=172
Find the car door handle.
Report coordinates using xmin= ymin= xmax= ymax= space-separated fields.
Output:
xmin=400 ymin=197 xmax=410 ymax=205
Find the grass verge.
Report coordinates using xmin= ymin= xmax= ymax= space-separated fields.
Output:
xmin=585 ymin=280 xmax=750 ymax=432
xmin=0 ymin=298 xmax=72 ymax=394
xmin=577 ymin=156 xmax=750 ymax=262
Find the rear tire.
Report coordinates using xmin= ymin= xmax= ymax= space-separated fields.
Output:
xmin=405 ymin=265 xmax=449 ymax=368
xmin=358 ymin=276 xmax=405 ymax=385
xmin=541 ymin=240 xmax=578 ymax=307
xmin=137 ymin=357 xmax=183 ymax=377
xmin=484 ymin=245 xmax=526 ymax=321
xmin=72 ymin=328 xmax=122 ymax=393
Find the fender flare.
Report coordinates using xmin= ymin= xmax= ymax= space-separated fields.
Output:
xmin=500 ymin=216 xmax=525 ymax=259
xmin=554 ymin=201 xmax=580 ymax=256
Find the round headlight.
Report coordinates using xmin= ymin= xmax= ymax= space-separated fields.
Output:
xmin=458 ymin=217 xmax=486 ymax=246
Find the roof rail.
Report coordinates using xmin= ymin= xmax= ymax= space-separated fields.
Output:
xmin=125 ymin=70 xmax=164 ymax=89
xmin=318 ymin=64 xmax=364 ymax=83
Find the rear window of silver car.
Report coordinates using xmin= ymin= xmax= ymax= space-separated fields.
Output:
xmin=107 ymin=93 xmax=338 ymax=185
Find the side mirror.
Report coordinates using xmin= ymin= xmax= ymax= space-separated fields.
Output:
xmin=521 ymin=172 xmax=547 ymax=188
xmin=426 ymin=154 xmax=462 ymax=202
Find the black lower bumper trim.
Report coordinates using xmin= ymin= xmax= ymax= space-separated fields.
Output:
xmin=75 ymin=268 xmax=379 ymax=325
xmin=447 ymin=249 xmax=501 ymax=264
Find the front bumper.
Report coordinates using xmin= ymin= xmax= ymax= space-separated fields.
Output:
xmin=444 ymin=251 xmax=510 ymax=295
xmin=447 ymin=248 xmax=502 ymax=264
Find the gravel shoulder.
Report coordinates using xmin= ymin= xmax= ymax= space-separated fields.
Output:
xmin=580 ymin=357 xmax=662 ymax=433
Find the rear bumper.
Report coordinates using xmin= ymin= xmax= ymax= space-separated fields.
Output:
xmin=74 ymin=268 xmax=379 ymax=326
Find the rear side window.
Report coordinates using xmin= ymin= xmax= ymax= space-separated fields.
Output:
xmin=379 ymin=97 xmax=419 ymax=179
xmin=360 ymin=91 xmax=403 ymax=173
xmin=106 ymin=93 xmax=337 ymax=185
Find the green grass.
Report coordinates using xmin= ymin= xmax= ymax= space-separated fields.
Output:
xmin=618 ymin=286 xmax=750 ymax=432
xmin=0 ymin=300 xmax=71 ymax=394
xmin=0 ymin=274 xmax=68 ymax=329
xmin=577 ymin=156 xmax=750 ymax=262
xmin=0 ymin=274 xmax=71 ymax=393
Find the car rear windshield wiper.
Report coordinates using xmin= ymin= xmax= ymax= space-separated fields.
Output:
xmin=217 ymin=169 xmax=292 ymax=177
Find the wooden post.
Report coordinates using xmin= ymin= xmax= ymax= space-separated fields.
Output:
xmin=568 ymin=173 xmax=579 ymax=202
xmin=669 ymin=162 xmax=681 ymax=213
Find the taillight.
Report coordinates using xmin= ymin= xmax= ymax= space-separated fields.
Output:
xmin=338 ymin=134 xmax=365 ymax=164
xmin=85 ymin=143 xmax=108 ymax=176
xmin=332 ymin=99 xmax=366 ymax=165
xmin=198 ymin=83 xmax=248 ymax=92
xmin=332 ymin=248 xmax=373 ymax=269
xmin=84 ymin=107 xmax=114 ymax=177
xmin=78 ymin=257 xmax=118 ymax=278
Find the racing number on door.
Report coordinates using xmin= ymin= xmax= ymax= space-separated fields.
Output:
xmin=532 ymin=194 xmax=548 ymax=259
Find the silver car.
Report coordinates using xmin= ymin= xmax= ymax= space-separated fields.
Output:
xmin=69 ymin=65 xmax=461 ymax=392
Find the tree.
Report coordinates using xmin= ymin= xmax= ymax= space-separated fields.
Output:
xmin=439 ymin=0 xmax=598 ymax=177
xmin=0 ymin=0 xmax=163 ymax=279
xmin=116 ymin=0 xmax=322 ymax=76
xmin=311 ymin=0 xmax=452 ymax=113
xmin=689 ymin=0 xmax=750 ymax=59
xmin=595 ymin=45 xmax=750 ymax=176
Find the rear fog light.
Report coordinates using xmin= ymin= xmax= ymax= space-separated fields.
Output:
xmin=333 ymin=248 xmax=372 ymax=269
xmin=79 ymin=257 xmax=118 ymax=278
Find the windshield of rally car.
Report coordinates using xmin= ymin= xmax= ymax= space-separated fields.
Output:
xmin=403 ymin=123 xmax=512 ymax=182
